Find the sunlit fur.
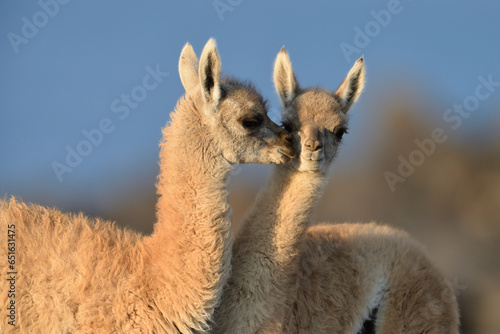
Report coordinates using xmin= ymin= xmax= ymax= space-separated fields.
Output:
xmin=0 ymin=39 xmax=294 ymax=333
xmin=213 ymin=48 xmax=459 ymax=334
xmin=284 ymin=223 xmax=460 ymax=333
xmin=212 ymin=48 xmax=364 ymax=333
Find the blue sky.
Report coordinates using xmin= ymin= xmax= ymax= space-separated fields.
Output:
xmin=1 ymin=1 xmax=500 ymax=209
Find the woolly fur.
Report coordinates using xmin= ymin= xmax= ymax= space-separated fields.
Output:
xmin=0 ymin=39 xmax=294 ymax=333
xmin=213 ymin=49 xmax=459 ymax=333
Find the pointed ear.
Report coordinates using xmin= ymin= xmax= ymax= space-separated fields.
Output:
xmin=198 ymin=38 xmax=221 ymax=105
xmin=178 ymin=42 xmax=199 ymax=92
xmin=273 ymin=47 xmax=300 ymax=108
xmin=335 ymin=57 xmax=365 ymax=113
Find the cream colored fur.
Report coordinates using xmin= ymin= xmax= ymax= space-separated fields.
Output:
xmin=284 ymin=223 xmax=460 ymax=333
xmin=213 ymin=49 xmax=459 ymax=333
xmin=212 ymin=48 xmax=364 ymax=333
xmin=0 ymin=39 xmax=295 ymax=333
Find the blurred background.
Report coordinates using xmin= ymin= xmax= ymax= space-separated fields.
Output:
xmin=1 ymin=1 xmax=499 ymax=332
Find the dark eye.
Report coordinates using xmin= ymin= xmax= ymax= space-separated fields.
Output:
xmin=333 ymin=127 xmax=348 ymax=141
xmin=282 ymin=122 xmax=293 ymax=132
xmin=242 ymin=117 xmax=263 ymax=129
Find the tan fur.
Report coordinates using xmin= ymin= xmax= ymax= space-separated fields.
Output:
xmin=284 ymin=223 xmax=459 ymax=334
xmin=0 ymin=39 xmax=294 ymax=333
xmin=213 ymin=49 xmax=459 ymax=333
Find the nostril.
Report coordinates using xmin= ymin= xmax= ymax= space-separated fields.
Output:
xmin=280 ymin=131 xmax=293 ymax=144
xmin=305 ymin=140 xmax=321 ymax=151
xmin=305 ymin=140 xmax=315 ymax=150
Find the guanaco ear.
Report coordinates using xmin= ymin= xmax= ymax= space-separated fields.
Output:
xmin=198 ymin=38 xmax=221 ymax=106
xmin=335 ymin=57 xmax=365 ymax=113
xmin=178 ymin=42 xmax=199 ymax=92
xmin=273 ymin=47 xmax=300 ymax=108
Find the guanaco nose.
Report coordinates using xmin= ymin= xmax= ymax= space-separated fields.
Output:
xmin=280 ymin=130 xmax=293 ymax=144
xmin=304 ymin=139 xmax=321 ymax=151
xmin=303 ymin=126 xmax=322 ymax=151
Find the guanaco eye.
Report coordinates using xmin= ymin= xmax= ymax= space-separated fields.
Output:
xmin=333 ymin=127 xmax=348 ymax=141
xmin=282 ymin=122 xmax=293 ymax=132
xmin=241 ymin=116 xmax=263 ymax=129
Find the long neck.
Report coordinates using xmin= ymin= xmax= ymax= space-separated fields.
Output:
xmin=238 ymin=165 xmax=327 ymax=265
xmin=213 ymin=164 xmax=327 ymax=333
xmin=145 ymin=94 xmax=233 ymax=332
